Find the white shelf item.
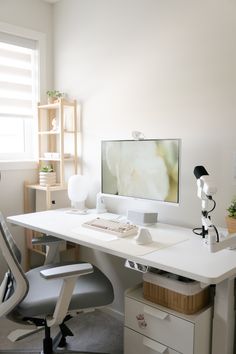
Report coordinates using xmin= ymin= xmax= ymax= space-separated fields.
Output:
xmin=124 ymin=286 xmax=212 ymax=354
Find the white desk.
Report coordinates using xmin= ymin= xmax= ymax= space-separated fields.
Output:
xmin=7 ymin=209 xmax=236 ymax=354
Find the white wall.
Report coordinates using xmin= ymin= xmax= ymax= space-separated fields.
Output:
xmin=0 ymin=0 xmax=53 ymax=272
xmin=53 ymin=0 xmax=236 ymax=226
xmin=53 ymin=0 xmax=236 ymax=313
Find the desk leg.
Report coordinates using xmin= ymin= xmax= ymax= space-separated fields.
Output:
xmin=212 ymin=277 xmax=235 ymax=354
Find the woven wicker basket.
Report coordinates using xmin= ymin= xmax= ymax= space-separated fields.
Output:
xmin=143 ymin=273 xmax=210 ymax=315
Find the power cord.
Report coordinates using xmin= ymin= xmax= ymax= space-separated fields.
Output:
xmin=192 ymin=227 xmax=203 ymax=236
xmin=192 ymin=196 xmax=219 ymax=242
xmin=207 ymin=196 xmax=216 ymax=213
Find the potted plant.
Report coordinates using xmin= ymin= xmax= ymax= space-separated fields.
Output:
xmin=46 ymin=90 xmax=64 ymax=104
xmin=39 ymin=165 xmax=56 ymax=186
xmin=226 ymin=197 xmax=236 ymax=233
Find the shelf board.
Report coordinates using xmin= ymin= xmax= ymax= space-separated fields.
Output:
xmin=65 ymin=130 xmax=76 ymax=133
xmin=38 ymin=99 xmax=75 ymax=110
xmin=30 ymin=248 xmax=46 ymax=256
xmin=39 ymin=157 xmax=61 ymax=161
xmin=25 ymin=183 xmax=67 ymax=191
xmin=38 ymin=102 xmax=60 ymax=109
xmin=38 ymin=130 xmax=76 ymax=135
xmin=38 ymin=131 xmax=60 ymax=135
xmin=39 ymin=157 xmax=74 ymax=161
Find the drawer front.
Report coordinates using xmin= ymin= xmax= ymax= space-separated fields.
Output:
xmin=125 ymin=297 xmax=194 ymax=354
xmin=124 ymin=327 xmax=182 ymax=354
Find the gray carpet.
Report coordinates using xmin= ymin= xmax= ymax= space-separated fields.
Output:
xmin=0 ymin=310 xmax=124 ymax=354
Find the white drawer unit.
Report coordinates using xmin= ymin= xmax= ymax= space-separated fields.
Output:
xmin=125 ymin=327 xmax=181 ymax=354
xmin=124 ymin=286 xmax=212 ymax=354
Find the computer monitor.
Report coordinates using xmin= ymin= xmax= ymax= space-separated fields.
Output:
xmin=101 ymin=139 xmax=180 ymax=204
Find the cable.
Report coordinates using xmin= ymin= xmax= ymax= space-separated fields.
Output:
xmin=192 ymin=227 xmax=203 ymax=236
xmin=212 ymin=225 xmax=220 ymax=243
xmin=193 ymin=223 xmax=219 ymax=243
xmin=207 ymin=196 xmax=216 ymax=214
xmin=192 ymin=197 xmax=217 ymax=238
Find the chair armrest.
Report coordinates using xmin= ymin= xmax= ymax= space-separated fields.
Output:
xmin=42 ymin=263 xmax=94 ymax=327
xmin=40 ymin=263 xmax=93 ymax=280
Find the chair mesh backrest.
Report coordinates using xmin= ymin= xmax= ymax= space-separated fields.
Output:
xmin=0 ymin=212 xmax=28 ymax=305
xmin=0 ymin=213 xmax=21 ymax=264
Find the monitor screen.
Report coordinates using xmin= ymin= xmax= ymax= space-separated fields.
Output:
xmin=101 ymin=139 xmax=180 ymax=203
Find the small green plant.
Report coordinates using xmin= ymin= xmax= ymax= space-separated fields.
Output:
xmin=46 ymin=90 xmax=64 ymax=98
xmin=227 ymin=197 xmax=236 ymax=218
xmin=40 ymin=165 xmax=53 ymax=173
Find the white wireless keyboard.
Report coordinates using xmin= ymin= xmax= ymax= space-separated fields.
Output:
xmin=82 ymin=217 xmax=138 ymax=237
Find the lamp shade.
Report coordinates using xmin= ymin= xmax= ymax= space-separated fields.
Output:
xmin=68 ymin=175 xmax=88 ymax=212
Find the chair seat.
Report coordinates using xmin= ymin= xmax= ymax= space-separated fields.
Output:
xmin=16 ymin=262 xmax=114 ymax=317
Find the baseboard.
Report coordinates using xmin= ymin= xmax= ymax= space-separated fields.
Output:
xmin=100 ymin=306 xmax=124 ymax=322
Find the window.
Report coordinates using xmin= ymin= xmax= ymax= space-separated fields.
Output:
xmin=0 ymin=32 xmax=38 ymax=161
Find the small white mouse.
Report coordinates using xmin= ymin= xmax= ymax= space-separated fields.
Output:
xmin=135 ymin=227 xmax=152 ymax=245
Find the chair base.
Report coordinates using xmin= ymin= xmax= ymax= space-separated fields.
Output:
xmin=1 ymin=317 xmax=110 ymax=354
xmin=50 ymin=331 xmax=109 ymax=354
xmin=0 ymin=327 xmax=110 ymax=354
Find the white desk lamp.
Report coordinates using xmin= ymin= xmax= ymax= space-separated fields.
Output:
xmin=193 ymin=165 xmax=218 ymax=240
xmin=194 ymin=166 xmax=236 ymax=252
xmin=68 ymin=175 xmax=88 ymax=214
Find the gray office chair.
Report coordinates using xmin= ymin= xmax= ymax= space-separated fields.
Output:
xmin=0 ymin=212 xmax=114 ymax=354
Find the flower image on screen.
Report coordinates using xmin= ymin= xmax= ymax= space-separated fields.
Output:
xmin=101 ymin=139 xmax=180 ymax=203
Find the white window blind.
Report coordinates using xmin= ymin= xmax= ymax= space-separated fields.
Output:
xmin=0 ymin=32 xmax=38 ymax=160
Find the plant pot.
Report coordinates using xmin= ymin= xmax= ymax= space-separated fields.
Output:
xmin=39 ymin=172 xmax=56 ymax=187
xmin=226 ymin=216 xmax=236 ymax=234
xmin=47 ymin=97 xmax=55 ymax=104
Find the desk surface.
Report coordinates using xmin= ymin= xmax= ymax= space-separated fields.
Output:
xmin=8 ymin=209 xmax=236 ymax=285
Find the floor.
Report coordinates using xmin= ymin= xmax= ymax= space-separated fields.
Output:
xmin=0 ymin=310 xmax=124 ymax=354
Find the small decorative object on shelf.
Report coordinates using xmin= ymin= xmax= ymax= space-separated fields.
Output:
xmin=44 ymin=152 xmax=60 ymax=159
xmin=39 ymin=165 xmax=56 ymax=187
xmin=226 ymin=196 xmax=236 ymax=233
xmin=51 ymin=117 xmax=58 ymax=131
xmin=46 ymin=89 xmax=65 ymax=104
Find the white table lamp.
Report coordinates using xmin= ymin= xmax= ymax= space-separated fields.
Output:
xmin=68 ymin=175 xmax=88 ymax=214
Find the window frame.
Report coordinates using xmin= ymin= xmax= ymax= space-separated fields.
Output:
xmin=0 ymin=21 xmax=46 ymax=170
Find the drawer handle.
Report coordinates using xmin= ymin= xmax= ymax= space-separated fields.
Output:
xmin=143 ymin=337 xmax=168 ymax=353
xmin=144 ymin=306 xmax=169 ymax=320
